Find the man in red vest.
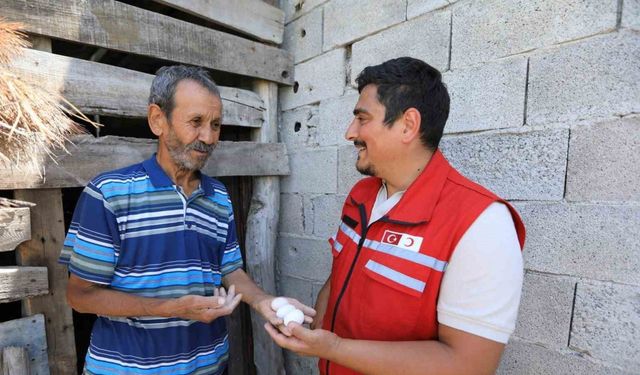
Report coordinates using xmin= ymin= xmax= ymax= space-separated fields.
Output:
xmin=266 ymin=57 xmax=526 ymax=375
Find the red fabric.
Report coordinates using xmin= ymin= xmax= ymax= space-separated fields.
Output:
xmin=319 ymin=150 xmax=525 ymax=375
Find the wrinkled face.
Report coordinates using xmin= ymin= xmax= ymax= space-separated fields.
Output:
xmin=162 ymin=80 xmax=222 ymax=171
xmin=345 ymin=84 xmax=399 ymax=177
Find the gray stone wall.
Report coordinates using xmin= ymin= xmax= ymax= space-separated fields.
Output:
xmin=276 ymin=0 xmax=640 ymax=373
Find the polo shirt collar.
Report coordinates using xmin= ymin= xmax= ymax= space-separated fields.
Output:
xmin=142 ymin=154 xmax=214 ymax=196
xmin=142 ymin=154 xmax=174 ymax=188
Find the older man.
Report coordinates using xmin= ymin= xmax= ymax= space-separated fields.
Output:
xmin=266 ymin=57 xmax=526 ymax=375
xmin=60 ymin=65 xmax=313 ymax=375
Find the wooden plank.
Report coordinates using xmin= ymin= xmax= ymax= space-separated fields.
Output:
xmin=1 ymin=0 xmax=294 ymax=84
xmin=0 ymin=136 xmax=290 ymax=190
xmin=0 ymin=315 xmax=49 ymax=375
xmin=245 ymin=81 xmax=285 ymax=374
xmin=0 ymin=266 xmax=49 ymax=303
xmin=14 ymin=189 xmax=76 ymax=375
xmin=0 ymin=208 xmax=31 ymax=252
xmin=2 ymin=347 xmax=30 ymax=375
xmin=154 ymin=0 xmax=284 ymax=44
xmin=10 ymin=48 xmax=265 ymax=127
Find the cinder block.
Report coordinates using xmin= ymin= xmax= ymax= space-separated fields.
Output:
xmin=571 ymin=281 xmax=640 ymax=369
xmin=514 ymin=202 xmax=640 ymax=286
xmin=277 ymin=274 xmax=317 ymax=308
xmin=323 ymin=0 xmax=406 ymax=50
xmin=514 ymin=272 xmax=575 ymax=349
xmin=282 ymin=0 xmax=327 ymax=23
xmin=279 ymin=193 xmax=305 ymax=235
xmin=337 ymin=144 xmax=365 ymax=195
xmin=498 ymin=339 xmax=636 ymax=375
xmin=452 ymin=0 xmax=617 ymax=68
xmin=280 ymin=49 xmax=346 ymax=111
xmin=277 ymin=235 xmax=332 ymax=280
xmin=443 ymin=56 xmax=527 ymax=133
xmin=439 ymin=128 xmax=569 ymax=201
xmin=528 ymin=31 xmax=640 ymax=125
xmin=407 ymin=0 xmax=454 ymax=19
xmin=283 ymin=7 xmax=323 ymax=63
xmin=285 ymin=351 xmax=319 ymax=375
xmin=308 ymin=194 xmax=347 ymax=239
xmin=317 ymin=91 xmax=359 ymax=146
xmin=280 ymin=105 xmax=319 ymax=149
xmin=623 ymin=0 xmax=640 ymax=30
xmin=350 ymin=10 xmax=450 ymax=85
xmin=567 ymin=116 xmax=640 ymax=202
xmin=281 ymin=147 xmax=337 ymax=194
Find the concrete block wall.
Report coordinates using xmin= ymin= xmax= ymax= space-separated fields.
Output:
xmin=277 ymin=0 xmax=640 ymax=374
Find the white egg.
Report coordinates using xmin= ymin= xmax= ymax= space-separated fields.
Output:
xmin=283 ymin=309 xmax=304 ymax=326
xmin=271 ymin=297 xmax=289 ymax=311
xmin=276 ymin=304 xmax=296 ymax=319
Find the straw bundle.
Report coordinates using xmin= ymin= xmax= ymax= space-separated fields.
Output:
xmin=0 ymin=19 xmax=97 ymax=173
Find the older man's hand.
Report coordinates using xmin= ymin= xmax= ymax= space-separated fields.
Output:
xmin=173 ymin=285 xmax=242 ymax=323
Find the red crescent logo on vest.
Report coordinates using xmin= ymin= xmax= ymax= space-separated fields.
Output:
xmin=382 ymin=230 xmax=423 ymax=252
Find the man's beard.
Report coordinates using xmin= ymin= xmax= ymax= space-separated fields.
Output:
xmin=165 ymin=124 xmax=216 ymax=171
xmin=354 ymin=140 xmax=376 ymax=177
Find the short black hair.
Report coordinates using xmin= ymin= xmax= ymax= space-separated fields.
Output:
xmin=355 ymin=57 xmax=450 ymax=150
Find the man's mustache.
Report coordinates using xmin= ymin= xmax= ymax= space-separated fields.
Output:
xmin=186 ymin=141 xmax=216 ymax=154
xmin=354 ymin=140 xmax=366 ymax=148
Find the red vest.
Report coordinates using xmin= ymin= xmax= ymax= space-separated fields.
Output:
xmin=319 ymin=150 xmax=525 ymax=375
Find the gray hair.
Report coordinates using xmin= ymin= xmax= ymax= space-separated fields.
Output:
xmin=148 ymin=65 xmax=220 ymax=118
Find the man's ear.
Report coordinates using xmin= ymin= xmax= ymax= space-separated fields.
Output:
xmin=400 ymin=108 xmax=422 ymax=144
xmin=148 ymin=104 xmax=167 ymax=137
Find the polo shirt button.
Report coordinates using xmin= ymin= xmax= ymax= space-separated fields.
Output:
xmin=187 ymin=223 xmax=192 ymax=229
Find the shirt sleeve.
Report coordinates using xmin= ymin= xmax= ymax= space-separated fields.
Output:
xmin=437 ymin=202 xmax=524 ymax=344
xmin=58 ymin=182 xmax=120 ymax=285
xmin=219 ymin=197 xmax=244 ymax=276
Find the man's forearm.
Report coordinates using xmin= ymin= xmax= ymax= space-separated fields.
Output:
xmin=68 ymin=279 xmax=174 ymax=318
xmin=223 ymin=269 xmax=270 ymax=308
xmin=326 ymin=326 xmax=503 ymax=375
xmin=312 ymin=278 xmax=330 ymax=328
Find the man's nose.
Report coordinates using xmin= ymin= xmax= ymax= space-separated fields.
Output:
xmin=199 ymin=126 xmax=218 ymax=145
xmin=344 ymin=118 xmax=358 ymax=141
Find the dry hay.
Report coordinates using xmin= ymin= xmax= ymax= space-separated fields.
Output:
xmin=0 ymin=19 xmax=98 ymax=174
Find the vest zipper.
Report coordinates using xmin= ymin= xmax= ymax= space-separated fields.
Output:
xmin=326 ymin=203 xmax=369 ymax=375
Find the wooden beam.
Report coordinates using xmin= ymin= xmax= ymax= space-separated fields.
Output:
xmin=0 ymin=266 xmax=49 ymax=303
xmin=1 ymin=0 xmax=293 ymax=84
xmin=245 ymin=81 xmax=285 ymax=374
xmin=0 ymin=136 xmax=290 ymax=190
xmin=154 ymin=0 xmax=284 ymax=44
xmin=0 ymin=207 xmax=31 ymax=252
xmin=14 ymin=190 xmax=76 ymax=375
xmin=10 ymin=48 xmax=265 ymax=127
xmin=2 ymin=347 xmax=31 ymax=375
xmin=0 ymin=315 xmax=49 ymax=375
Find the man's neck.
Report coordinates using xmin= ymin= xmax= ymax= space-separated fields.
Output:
xmin=156 ymin=150 xmax=200 ymax=197
xmin=382 ymin=148 xmax=434 ymax=197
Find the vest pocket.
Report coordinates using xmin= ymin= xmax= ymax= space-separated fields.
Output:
xmin=358 ymin=258 xmax=428 ymax=339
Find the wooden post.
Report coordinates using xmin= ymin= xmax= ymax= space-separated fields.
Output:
xmin=14 ymin=189 xmax=77 ymax=375
xmin=13 ymin=35 xmax=77 ymax=375
xmin=1 ymin=347 xmax=30 ymax=375
xmin=245 ymin=80 xmax=285 ymax=375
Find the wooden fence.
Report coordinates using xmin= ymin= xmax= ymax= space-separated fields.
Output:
xmin=0 ymin=1 xmax=291 ymax=374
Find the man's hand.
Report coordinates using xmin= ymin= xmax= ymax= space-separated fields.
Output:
xmin=264 ymin=322 xmax=340 ymax=358
xmin=173 ymin=285 xmax=242 ymax=323
xmin=253 ymin=296 xmax=317 ymax=336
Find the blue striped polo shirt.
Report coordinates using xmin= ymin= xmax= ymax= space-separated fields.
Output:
xmin=59 ymin=155 xmax=244 ymax=375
